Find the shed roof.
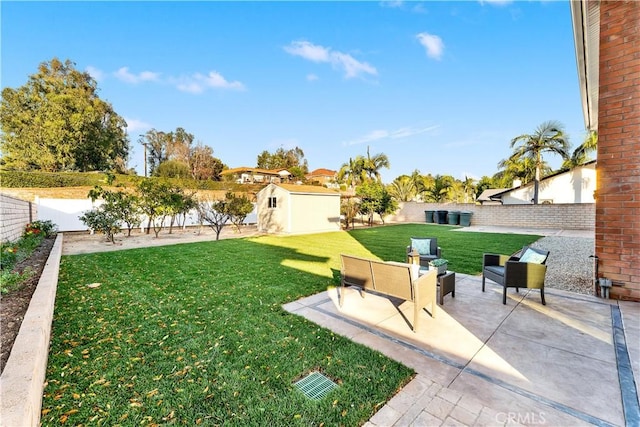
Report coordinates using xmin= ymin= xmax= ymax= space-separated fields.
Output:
xmin=261 ymin=183 xmax=340 ymax=196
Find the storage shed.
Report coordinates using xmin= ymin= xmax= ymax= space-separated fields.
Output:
xmin=256 ymin=183 xmax=341 ymax=234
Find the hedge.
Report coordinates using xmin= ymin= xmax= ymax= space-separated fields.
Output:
xmin=0 ymin=170 xmax=257 ymax=192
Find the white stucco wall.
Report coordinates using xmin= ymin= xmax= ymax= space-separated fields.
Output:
xmin=502 ymin=163 xmax=596 ymax=204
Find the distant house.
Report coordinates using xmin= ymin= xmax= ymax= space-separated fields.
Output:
xmin=221 ymin=167 xmax=292 ymax=184
xmin=482 ymin=161 xmax=596 ymax=205
xmin=477 ymin=188 xmax=510 ymax=205
xmin=305 ymin=168 xmax=338 ymax=188
xmin=256 ymin=183 xmax=341 ymax=234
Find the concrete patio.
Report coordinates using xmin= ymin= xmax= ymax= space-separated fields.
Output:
xmin=284 ymin=274 xmax=640 ymax=426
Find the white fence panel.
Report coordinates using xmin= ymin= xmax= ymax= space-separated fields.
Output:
xmin=36 ymin=198 xmax=257 ymax=232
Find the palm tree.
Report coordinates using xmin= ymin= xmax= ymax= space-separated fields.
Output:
xmin=563 ymin=130 xmax=597 ymax=169
xmin=462 ymin=176 xmax=476 ymax=203
xmin=508 ymin=120 xmax=570 ymax=204
xmin=495 ymin=156 xmax=546 ymax=188
xmin=388 ymin=176 xmax=416 ymax=201
xmin=363 ymin=146 xmax=390 ymax=182
xmin=337 ymin=156 xmax=366 ymax=191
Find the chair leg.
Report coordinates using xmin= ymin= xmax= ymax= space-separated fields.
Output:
xmin=503 ymin=286 xmax=507 ymax=304
xmin=541 ymin=289 xmax=546 ymax=305
xmin=482 ymin=274 xmax=486 ymax=292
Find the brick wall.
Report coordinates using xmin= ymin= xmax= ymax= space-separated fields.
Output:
xmin=596 ymin=1 xmax=640 ymax=301
xmin=386 ymin=202 xmax=595 ymax=230
xmin=0 ymin=194 xmax=36 ymax=243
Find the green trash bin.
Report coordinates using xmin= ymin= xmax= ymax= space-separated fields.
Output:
xmin=424 ymin=210 xmax=434 ymax=223
xmin=436 ymin=210 xmax=448 ymax=224
xmin=448 ymin=211 xmax=460 ymax=225
xmin=459 ymin=211 xmax=473 ymax=227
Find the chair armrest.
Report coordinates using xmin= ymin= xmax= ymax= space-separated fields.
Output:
xmin=436 ymin=247 xmax=442 ymax=258
xmin=504 ymin=261 xmax=547 ymax=289
xmin=413 ymin=268 xmax=437 ymax=309
xmin=483 ymin=253 xmax=510 ymax=267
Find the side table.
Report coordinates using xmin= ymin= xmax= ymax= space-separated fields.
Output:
xmin=418 ymin=267 xmax=456 ymax=305
xmin=437 ymin=271 xmax=455 ymax=305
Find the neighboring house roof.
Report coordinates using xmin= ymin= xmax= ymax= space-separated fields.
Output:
xmin=260 ymin=183 xmax=340 ymax=195
xmin=306 ymin=168 xmax=337 ymax=178
xmin=477 ymin=188 xmax=510 ymax=202
xmin=221 ymin=167 xmax=290 ymax=176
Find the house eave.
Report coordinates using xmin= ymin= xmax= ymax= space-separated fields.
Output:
xmin=570 ymin=0 xmax=600 ymax=132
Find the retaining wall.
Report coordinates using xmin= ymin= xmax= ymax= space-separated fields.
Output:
xmin=386 ymin=202 xmax=595 ymax=230
xmin=0 ymin=194 xmax=36 ymax=242
xmin=0 ymin=234 xmax=63 ymax=427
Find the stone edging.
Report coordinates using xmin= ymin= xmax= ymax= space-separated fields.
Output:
xmin=0 ymin=233 xmax=63 ymax=427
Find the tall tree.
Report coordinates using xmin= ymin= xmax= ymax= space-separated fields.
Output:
xmin=256 ymin=146 xmax=308 ymax=178
xmin=507 ymin=120 xmax=570 ymax=204
xmin=0 ymin=58 xmax=129 ymax=172
xmin=363 ymin=146 xmax=390 ymax=182
xmin=563 ymin=130 xmax=597 ymax=169
xmin=337 ymin=156 xmax=367 ymax=191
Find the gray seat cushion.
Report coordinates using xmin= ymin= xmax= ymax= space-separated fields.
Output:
xmin=484 ymin=265 xmax=505 ymax=276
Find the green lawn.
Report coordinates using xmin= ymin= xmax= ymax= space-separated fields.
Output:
xmin=43 ymin=224 xmax=539 ymax=425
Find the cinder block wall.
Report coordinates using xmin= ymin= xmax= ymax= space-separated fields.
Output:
xmin=0 ymin=194 xmax=36 ymax=243
xmin=596 ymin=1 xmax=640 ymax=301
xmin=386 ymin=202 xmax=595 ymax=230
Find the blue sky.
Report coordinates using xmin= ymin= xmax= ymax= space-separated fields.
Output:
xmin=1 ymin=1 xmax=587 ymax=183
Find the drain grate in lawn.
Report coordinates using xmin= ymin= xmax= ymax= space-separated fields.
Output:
xmin=294 ymin=371 xmax=338 ymax=400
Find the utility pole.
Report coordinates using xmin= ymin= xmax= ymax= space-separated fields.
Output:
xmin=139 ymin=134 xmax=148 ymax=177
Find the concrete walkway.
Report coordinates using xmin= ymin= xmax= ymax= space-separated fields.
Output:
xmin=284 ymin=275 xmax=639 ymax=426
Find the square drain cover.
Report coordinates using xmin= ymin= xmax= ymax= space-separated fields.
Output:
xmin=294 ymin=371 xmax=338 ymax=400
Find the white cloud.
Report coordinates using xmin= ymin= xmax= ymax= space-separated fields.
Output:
xmin=284 ymin=41 xmax=331 ymax=62
xmin=85 ymin=66 xmax=104 ymax=81
xmin=416 ymin=32 xmax=444 ymax=60
xmin=114 ymin=67 xmax=160 ymax=84
xmin=175 ymin=71 xmax=245 ymax=93
xmin=345 ymin=125 xmax=439 ymax=145
xmin=331 ymin=52 xmax=377 ymax=79
xmin=284 ymin=40 xmax=377 ymax=79
xmin=124 ymin=118 xmax=152 ymax=133
xmin=306 ymin=73 xmax=319 ymax=81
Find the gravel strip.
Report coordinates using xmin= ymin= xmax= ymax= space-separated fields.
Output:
xmin=529 ymin=236 xmax=596 ymax=295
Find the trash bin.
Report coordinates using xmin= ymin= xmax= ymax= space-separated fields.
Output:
xmin=436 ymin=210 xmax=448 ymax=224
xmin=459 ymin=211 xmax=473 ymax=227
xmin=448 ymin=210 xmax=460 ymax=225
xmin=424 ymin=210 xmax=434 ymax=223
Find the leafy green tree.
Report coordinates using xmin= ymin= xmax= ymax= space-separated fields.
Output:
xmin=137 ymin=179 xmax=172 ymax=235
xmin=86 ymin=185 xmax=142 ymax=237
xmin=256 ymin=146 xmax=308 ymax=179
xmin=356 ymin=181 xmax=398 ymax=225
xmin=0 ymin=58 xmax=129 ymax=172
xmin=225 ymin=192 xmax=254 ymax=233
xmin=140 ymin=129 xmax=224 ymax=180
xmin=79 ymin=208 xmax=121 ymax=243
xmin=507 ymin=120 xmax=570 ymax=204
xmin=156 ymin=160 xmax=191 ymax=179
